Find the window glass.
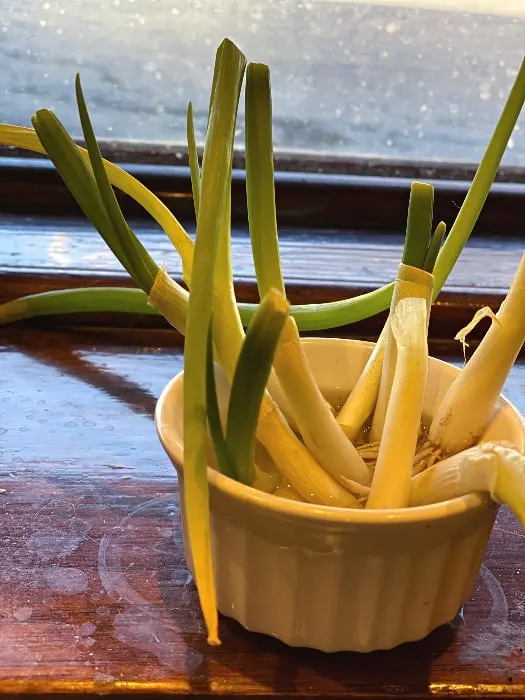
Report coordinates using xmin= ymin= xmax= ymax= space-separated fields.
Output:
xmin=1 ymin=1 xmax=524 ymax=165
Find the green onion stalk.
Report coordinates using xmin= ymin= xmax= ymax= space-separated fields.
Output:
xmin=410 ymin=441 xmax=525 ymax=528
xmin=179 ymin=40 xmax=246 ymax=645
xmin=244 ymin=62 xmax=370 ymax=491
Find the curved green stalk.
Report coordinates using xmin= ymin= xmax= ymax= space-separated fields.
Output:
xmin=245 ymin=60 xmax=369 ymax=489
xmin=0 ymin=283 xmax=394 ymax=330
xmin=245 ymin=63 xmax=284 ymax=297
xmin=74 ymin=75 xmax=157 ymax=293
xmin=0 ymin=288 xmax=157 ymax=325
xmin=205 ymin=325 xmax=236 ymax=479
xmin=432 ymin=57 xmax=525 ymax=293
xmin=423 ymin=221 xmax=446 ymax=273
xmin=187 ymin=101 xmax=201 ymax=220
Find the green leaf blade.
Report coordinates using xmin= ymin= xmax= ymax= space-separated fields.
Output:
xmin=75 ymin=75 xmax=158 ymax=293
xmin=245 ymin=62 xmax=284 ymax=298
xmin=225 ymin=288 xmax=289 ymax=485
xmin=30 ymin=110 xmax=130 ymax=269
xmin=423 ymin=221 xmax=446 ymax=273
xmin=205 ymin=325 xmax=237 ymax=480
xmin=187 ymin=101 xmax=201 ymax=221
xmin=402 ymin=182 xmax=434 ymax=270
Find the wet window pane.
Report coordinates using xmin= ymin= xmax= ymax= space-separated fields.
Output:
xmin=1 ymin=1 xmax=524 ymax=165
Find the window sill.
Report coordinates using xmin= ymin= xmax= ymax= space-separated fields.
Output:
xmin=0 ymin=211 xmax=519 ymax=352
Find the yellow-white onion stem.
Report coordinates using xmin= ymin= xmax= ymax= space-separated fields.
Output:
xmin=337 ymin=326 xmax=387 ymax=441
xmin=257 ymin=400 xmax=363 ymax=506
xmin=410 ymin=441 xmax=525 ymax=527
xmin=370 ymin=264 xmax=433 ymax=443
xmin=429 ymin=253 xmax=525 ymax=455
xmin=272 ymin=316 xmax=371 ymax=489
xmin=147 ymin=266 xmax=188 ymax=334
xmin=367 ymin=297 xmax=429 ymax=509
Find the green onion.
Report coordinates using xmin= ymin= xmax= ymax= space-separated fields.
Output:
xmin=201 ymin=61 xmax=358 ymax=504
xmin=245 ymin=63 xmax=284 ymax=297
xmin=205 ymin=324 xmax=236 ymax=479
xmin=402 ymin=182 xmax=434 ymax=269
xmin=423 ymin=221 xmax=446 ymax=273
xmin=367 ymin=296 xmax=429 ymax=509
xmin=182 ymin=38 xmax=246 ymax=646
xmin=30 ymin=110 xmax=135 ymax=279
xmin=369 ymin=182 xmax=435 ymax=443
xmin=370 ymin=264 xmax=433 ymax=443
xmin=0 ymin=124 xmax=195 ymax=285
xmin=336 ymin=325 xmax=387 ymax=441
xmin=147 ymin=270 xmax=189 ymax=335
xmin=224 ymin=288 xmax=289 ymax=485
xmin=0 ymin=288 xmax=156 ymax=326
xmin=30 ymin=109 xmax=190 ymax=338
xmin=429 ymin=252 xmax=525 ymax=456
xmin=432 ymin=57 xmax=525 ymax=296
xmin=410 ymin=441 xmax=525 ymax=527
xmin=75 ymin=75 xmax=158 ymax=293
xmin=245 ymin=60 xmax=370 ymax=490
xmin=187 ymin=101 xmax=201 ymax=221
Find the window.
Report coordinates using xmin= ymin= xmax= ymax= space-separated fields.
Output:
xmin=1 ymin=0 xmax=524 ymax=167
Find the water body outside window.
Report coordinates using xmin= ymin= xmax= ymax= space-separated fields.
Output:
xmin=1 ymin=0 xmax=524 ymax=165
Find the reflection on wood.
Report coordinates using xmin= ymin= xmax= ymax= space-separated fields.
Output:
xmin=0 ymin=327 xmax=523 ymax=697
xmin=1 ymin=213 xmax=522 ymax=348
xmin=0 ymin=214 xmax=522 ymax=292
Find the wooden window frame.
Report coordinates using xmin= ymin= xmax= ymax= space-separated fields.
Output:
xmin=0 ymin=147 xmax=523 ymax=350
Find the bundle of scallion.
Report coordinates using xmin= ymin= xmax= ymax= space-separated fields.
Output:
xmin=0 ymin=39 xmax=524 ymax=645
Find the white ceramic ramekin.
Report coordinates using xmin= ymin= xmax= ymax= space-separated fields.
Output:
xmin=155 ymin=338 xmax=525 ymax=652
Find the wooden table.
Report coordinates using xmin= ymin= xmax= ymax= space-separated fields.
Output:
xmin=0 ymin=326 xmax=524 ymax=698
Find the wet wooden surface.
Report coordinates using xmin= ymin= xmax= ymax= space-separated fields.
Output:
xmin=0 ymin=326 xmax=523 ymax=698
xmin=1 ymin=212 xmax=522 ymax=349
xmin=0 ymin=213 xmax=522 ymax=294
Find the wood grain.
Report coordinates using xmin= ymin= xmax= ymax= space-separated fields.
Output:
xmin=0 ymin=213 xmax=521 ymax=293
xmin=0 ymin=327 xmax=523 ymax=698
xmin=0 ymin=213 xmax=522 ymax=348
